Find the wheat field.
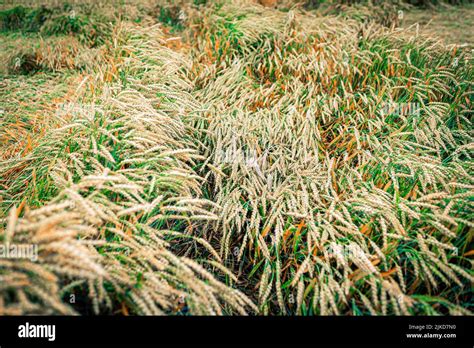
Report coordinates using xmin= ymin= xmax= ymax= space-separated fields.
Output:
xmin=0 ymin=0 xmax=472 ymax=316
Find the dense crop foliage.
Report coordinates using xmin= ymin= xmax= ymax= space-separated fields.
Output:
xmin=0 ymin=0 xmax=472 ymax=316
